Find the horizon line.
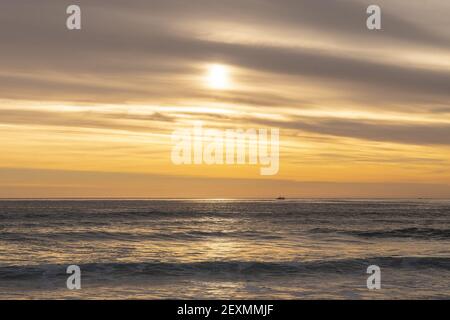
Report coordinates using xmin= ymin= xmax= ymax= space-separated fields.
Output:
xmin=1 ymin=197 xmax=449 ymax=201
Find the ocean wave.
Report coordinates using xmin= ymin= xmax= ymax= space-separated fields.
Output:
xmin=1 ymin=256 xmax=449 ymax=281
xmin=348 ymin=228 xmax=450 ymax=240
xmin=0 ymin=230 xmax=281 ymax=242
xmin=310 ymin=227 xmax=450 ymax=240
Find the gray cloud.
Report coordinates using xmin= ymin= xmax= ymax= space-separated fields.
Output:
xmin=0 ymin=0 xmax=448 ymax=161
xmin=251 ymin=116 xmax=450 ymax=146
xmin=0 ymin=0 xmax=449 ymax=109
xmin=0 ymin=108 xmax=174 ymax=133
xmin=7 ymin=106 xmax=449 ymax=147
xmin=91 ymin=0 xmax=450 ymax=48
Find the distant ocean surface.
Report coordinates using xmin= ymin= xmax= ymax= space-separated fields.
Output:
xmin=0 ymin=199 xmax=449 ymax=299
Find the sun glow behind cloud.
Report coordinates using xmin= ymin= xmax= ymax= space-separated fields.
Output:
xmin=205 ymin=64 xmax=232 ymax=90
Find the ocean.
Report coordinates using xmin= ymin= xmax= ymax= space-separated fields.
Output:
xmin=0 ymin=199 xmax=449 ymax=299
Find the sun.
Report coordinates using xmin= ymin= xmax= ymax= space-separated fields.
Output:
xmin=205 ymin=64 xmax=231 ymax=90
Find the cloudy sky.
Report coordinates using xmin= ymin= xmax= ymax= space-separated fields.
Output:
xmin=1 ymin=0 xmax=449 ymax=198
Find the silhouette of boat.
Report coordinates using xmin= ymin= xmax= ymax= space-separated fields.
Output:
xmin=276 ymin=196 xmax=286 ymax=200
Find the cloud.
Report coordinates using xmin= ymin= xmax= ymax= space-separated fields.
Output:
xmin=249 ymin=116 xmax=450 ymax=146
xmin=0 ymin=0 xmax=448 ymax=108
xmin=0 ymin=108 xmax=174 ymax=133
xmin=0 ymin=0 xmax=449 ymax=197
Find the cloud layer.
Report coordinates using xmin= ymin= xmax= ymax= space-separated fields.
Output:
xmin=0 ymin=0 xmax=449 ymax=197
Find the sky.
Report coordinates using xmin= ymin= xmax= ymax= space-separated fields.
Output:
xmin=0 ymin=0 xmax=449 ymax=198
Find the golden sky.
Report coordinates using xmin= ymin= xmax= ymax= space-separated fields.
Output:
xmin=1 ymin=0 xmax=449 ymax=198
